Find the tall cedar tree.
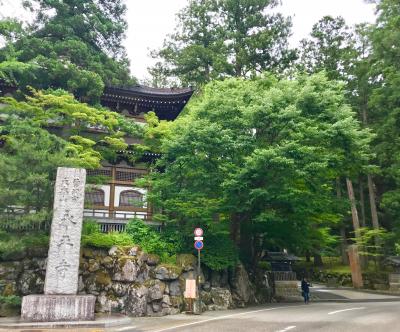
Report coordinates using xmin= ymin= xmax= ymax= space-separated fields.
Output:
xmin=299 ymin=16 xmax=381 ymax=259
xmin=0 ymin=0 xmax=135 ymax=103
xmin=151 ymin=0 xmax=296 ymax=86
xmin=369 ymin=0 xmax=400 ymax=231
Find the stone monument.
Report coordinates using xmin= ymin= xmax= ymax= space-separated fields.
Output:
xmin=347 ymin=245 xmax=363 ymax=289
xmin=21 ymin=167 xmax=96 ymax=322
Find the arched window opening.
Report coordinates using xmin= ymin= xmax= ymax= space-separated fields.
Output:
xmin=119 ymin=190 xmax=143 ymax=207
xmin=85 ymin=189 xmax=105 ymax=206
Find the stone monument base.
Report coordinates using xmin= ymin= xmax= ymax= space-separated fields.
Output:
xmin=21 ymin=295 xmax=96 ymax=322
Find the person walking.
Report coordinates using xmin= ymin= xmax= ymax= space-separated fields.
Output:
xmin=301 ymin=277 xmax=310 ymax=304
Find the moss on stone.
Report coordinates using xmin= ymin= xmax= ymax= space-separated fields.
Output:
xmin=102 ymin=256 xmax=113 ymax=266
xmin=118 ymin=255 xmax=137 ymax=269
xmin=176 ymin=254 xmax=196 ymax=270
xmin=106 ymin=292 xmax=118 ymax=301
xmin=158 ymin=264 xmax=182 ymax=275
xmin=2 ymin=284 xmax=15 ymax=297
xmin=82 ymin=248 xmax=95 ymax=258
xmin=147 ymin=254 xmax=160 ymax=266
xmin=88 ymin=258 xmax=100 ymax=272
xmin=95 ymin=271 xmax=112 ymax=286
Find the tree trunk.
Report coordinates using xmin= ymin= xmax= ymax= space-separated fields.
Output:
xmin=337 ymin=177 xmax=349 ymax=264
xmin=346 ymin=178 xmax=361 ymax=238
xmin=305 ymin=250 xmax=311 ymax=263
xmin=360 ymin=98 xmax=380 ymax=231
xmin=230 ymin=213 xmax=241 ymax=245
xmin=340 ymin=226 xmax=349 ymax=264
xmin=359 ymin=176 xmax=366 ymax=227
xmin=314 ymin=253 xmax=323 ymax=267
xmin=367 ymin=174 xmax=380 ymax=230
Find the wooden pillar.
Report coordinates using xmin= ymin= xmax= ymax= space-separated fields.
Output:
xmin=109 ymin=166 xmax=116 ymax=218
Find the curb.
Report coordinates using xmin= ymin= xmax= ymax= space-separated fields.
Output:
xmin=0 ymin=315 xmax=133 ymax=329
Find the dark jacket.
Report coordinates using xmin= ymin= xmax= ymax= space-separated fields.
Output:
xmin=301 ymin=280 xmax=310 ymax=293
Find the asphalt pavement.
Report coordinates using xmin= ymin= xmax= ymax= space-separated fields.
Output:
xmin=110 ymin=301 xmax=400 ymax=332
xmin=3 ymin=287 xmax=400 ymax=332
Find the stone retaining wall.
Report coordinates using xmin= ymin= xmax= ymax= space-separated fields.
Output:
xmin=0 ymin=246 xmax=272 ymax=317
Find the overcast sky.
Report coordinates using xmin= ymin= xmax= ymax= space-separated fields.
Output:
xmin=1 ymin=0 xmax=377 ymax=82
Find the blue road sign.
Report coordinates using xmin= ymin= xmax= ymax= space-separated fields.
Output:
xmin=194 ymin=240 xmax=204 ymax=250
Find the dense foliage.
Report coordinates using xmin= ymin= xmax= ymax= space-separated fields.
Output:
xmin=144 ymin=73 xmax=372 ymax=268
xmin=151 ymin=0 xmax=296 ymax=86
xmin=2 ymin=0 xmax=400 ymax=273
xmin=0 ymin=89 xmax=139 ymax=227
xmin=0 ymin=0 xmax=135 ymax=103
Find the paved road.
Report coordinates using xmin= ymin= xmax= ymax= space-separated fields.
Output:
xmin=111 ymin=301 xmax=400 ymax=332
xmin=4 ymin=287 xmax=400 ymax=332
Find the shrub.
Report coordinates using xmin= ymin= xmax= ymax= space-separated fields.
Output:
xmin=0 ymin=231 xmax=49 ymax=261
xmin=125 ymin=220 xmax=180 ymax=258
xmin=81 ymin=232 xmax=133 ymax=249
xmin=257 ymin=261 xmax=272 ymax=270
xmin=201 ymin=233 xmax=238 ymax=271
xmin=0 ymin=295 xmax=21 ymax=306
xmin=82 ymin=219 xmax=100 ymax=235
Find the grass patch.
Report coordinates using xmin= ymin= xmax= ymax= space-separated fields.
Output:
xmin=81 ymin=220 xmax=134 ymax=249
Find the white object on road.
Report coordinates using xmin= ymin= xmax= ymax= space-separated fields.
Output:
xmin=276 ymin=326 xmax=296 ymax=332
xmin=328 ymin=307 xmax=366 ymax=315
xmin=116 ymin=326 xmax=137 ymax=331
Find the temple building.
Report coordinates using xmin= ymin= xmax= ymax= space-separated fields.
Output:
xmin=0 ymin=82 xmax=194 ymax=231
xmin=84 ymin=85 xmax=194 ymax=231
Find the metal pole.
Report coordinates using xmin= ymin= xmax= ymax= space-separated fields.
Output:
xmin=197 ymin=249 xmax=201 ymax=314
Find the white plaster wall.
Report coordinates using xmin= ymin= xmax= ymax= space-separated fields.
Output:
xmin=114 ymin=186 xmax=147 ymax=208
xmin=101 ymin=185 xmax=111 ymax=207
xmin=85 ymin=185 xmax=110 ymax=207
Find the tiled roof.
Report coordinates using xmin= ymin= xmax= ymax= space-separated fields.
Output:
xmin=105 ymin=85 xmax=194 ymax=98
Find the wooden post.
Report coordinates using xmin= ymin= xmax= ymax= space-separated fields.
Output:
xmin=347 ymin=245 xmax=363 ymax=288
xmin=109 ymin=166 xmax=116 ymax=219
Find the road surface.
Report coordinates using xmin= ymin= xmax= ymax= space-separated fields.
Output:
xmin=111 ymin=301 xmax=400 ymax=332
xmin=4 ymin=287 xmax=400 ymax=332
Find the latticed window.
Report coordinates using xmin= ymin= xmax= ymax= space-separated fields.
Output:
xmin=87 ymin=169 xmax=112 ymax=177
xmin=85 ymin=189 xmax=105 ymax=206
xmin=116 ymin=170 xmax=143 ymax=182
xmin=119 ymin=190 xmax=143 ymax=207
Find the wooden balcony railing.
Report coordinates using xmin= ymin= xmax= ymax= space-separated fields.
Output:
xmin=269 ymin=271 xmax=297 ymax=281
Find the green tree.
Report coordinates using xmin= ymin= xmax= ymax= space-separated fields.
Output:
xmin=299 ymin=16 xmax=381 ymax=260
xmin=369 ymin=0 xmax=400 ymax=232
xmin=145 ymin=73 xmax=372 ymax=269
xmin=299 ymin=16 xmax=355 ymax=81
xmin=151 ymin=0 xmax=295 ymax=86
xmin=0 ymin=0 xmax=135 ymax=103
xmin=220 ymin=0 xmax=295 ymax=77
xmin=0 ymin=89 xmax=140 ymax=226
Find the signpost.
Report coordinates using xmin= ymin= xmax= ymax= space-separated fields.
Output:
xmin=193 ymin=228 xmax=204 ymax=314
